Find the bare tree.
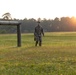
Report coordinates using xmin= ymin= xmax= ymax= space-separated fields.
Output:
xmin=2 ymin=12 xmax=12 ymax=19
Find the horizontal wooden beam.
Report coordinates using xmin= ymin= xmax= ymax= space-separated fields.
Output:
xmin=0 ymin=20 xmax=21 ymax=25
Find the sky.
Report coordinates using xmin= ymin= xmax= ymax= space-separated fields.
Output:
xmin=0 ymin=0 xmax=76 ymax=20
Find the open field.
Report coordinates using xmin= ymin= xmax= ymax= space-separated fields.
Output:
xmin=0 ymin=32 xmax=76 ymax=75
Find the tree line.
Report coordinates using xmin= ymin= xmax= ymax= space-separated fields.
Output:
xmin=0 ymin=16 xmax=76 ymax=33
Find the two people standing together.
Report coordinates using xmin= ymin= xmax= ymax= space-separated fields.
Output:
xmin=34 ymin=21 xmax=44 ymax=46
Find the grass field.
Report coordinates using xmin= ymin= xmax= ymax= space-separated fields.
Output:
xmin=0 ymin=32 xmax=76 ymax=75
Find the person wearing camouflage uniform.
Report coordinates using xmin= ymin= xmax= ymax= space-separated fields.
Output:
xmin=34 ymin=22 xmax=44 ymax=46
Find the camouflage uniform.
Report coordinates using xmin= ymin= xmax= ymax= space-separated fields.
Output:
xmin=34 ymin=24 xmax=44 ymax=46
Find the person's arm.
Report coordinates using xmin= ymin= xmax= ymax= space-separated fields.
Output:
xmin=34 ymin=28 xmax=37 ymax=41
xmin=41 ymin=28 xmax=44 ymax=36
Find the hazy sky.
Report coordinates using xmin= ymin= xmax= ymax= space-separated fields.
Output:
xmin=0 ymin=0 xmax=76 ymax=19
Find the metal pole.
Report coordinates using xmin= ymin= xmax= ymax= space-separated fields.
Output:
xmin=17 ymin=24 xmax=21 ymax=47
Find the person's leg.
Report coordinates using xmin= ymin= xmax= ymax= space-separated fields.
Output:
xmin=39 ymin=37 xmax=42 ymax=46
xmin=35 ymin=41 xmax=38 ymax=46
xmin=35 ymin=36 xmax=38 ymax=46
xmin=39 ymin=40 xmax=42 ymax=46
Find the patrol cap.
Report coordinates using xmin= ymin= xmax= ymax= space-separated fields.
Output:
xmin=37 ymin=21 xmax=40 ymax=23
xmin=37 ymin=18 xmax=41 ymax=23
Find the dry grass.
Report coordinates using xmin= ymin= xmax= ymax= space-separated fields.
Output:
xmin=0 ymin=32 xmax=76 ymax=75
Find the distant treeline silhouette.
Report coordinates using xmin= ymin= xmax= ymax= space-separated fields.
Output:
xmin=0 ymin=16 xmax=76 ymax=33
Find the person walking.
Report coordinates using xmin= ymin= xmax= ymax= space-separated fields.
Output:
xmin=34 ymin=21 xmax=44 ymax=46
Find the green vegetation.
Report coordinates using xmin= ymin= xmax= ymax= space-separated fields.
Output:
xmin=0 ymin=32 xmax=76 ymax=75
xmin=0 ymin=17 xmax=76 ymax=33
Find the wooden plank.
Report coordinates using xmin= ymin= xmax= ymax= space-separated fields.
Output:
xmin=0 ymin=20 xmax=21 ymax=25
xmin=0 ymin=20 xmax=21 ymax=47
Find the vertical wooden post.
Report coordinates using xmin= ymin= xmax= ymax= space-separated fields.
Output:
xmin=17 ymin=24 xmax=21 ymax=47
